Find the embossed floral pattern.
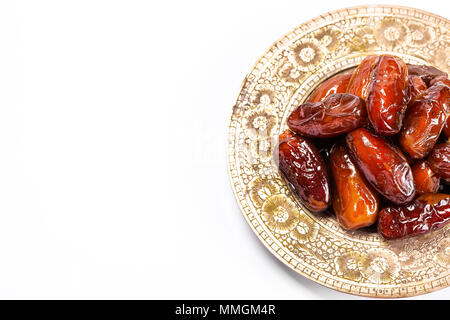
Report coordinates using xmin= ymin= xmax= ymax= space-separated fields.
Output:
xmin=262 ymin=194 xmax=300 ymax=234
xmin=250 ymin=88 xmax=275 ymax=109
xmin=335 ymin=251 xmax=363 ymax=281
xmin=291 ymin=40 xmax=323 ymax=71
xmin=315 ymin=28 xmax=341 ymax=51
xmin=398 ymin=250 xmax=422 ymax=271
xmin=434 ymin=238 xmax=450 ymax=267
xmin=391 ymin=239 xmax=424 ymax=271
xmin=374 ymin=18 xmax=406 ymax=47
xmin=408 ymin=23 xmax=432 ymax=46
xmin=278 ymin=62 xmax=306 ymax=84
xmin=349 ymin=26 xmax=377 ymax=51
xmin=248 ymin=177 xmax=279 ymax=207
xmin=289 ymin=212 xmax=319 ymax=243
xmin=359 ymin=248 xmax=400 ymax=284
xmin=242 ymin=108 xmax=277 ymax=139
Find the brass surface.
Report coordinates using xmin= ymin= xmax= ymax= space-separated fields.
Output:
xmin=227 ymin=5 xmax=449 ymax=297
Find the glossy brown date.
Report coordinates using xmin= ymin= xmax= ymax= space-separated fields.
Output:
xmin=439 ymin=83 xmax=450 ymax=138
xmin=366 ymin=55 xmax=408 ymax=135
xmin=444 ymin=119 xmax=450 ymax=137
xmin=278 ymin=129 xmax=295 ymax=143
xmin=347 ymin=55 xmax=379 ymax=100
xmin=399 ymin=82 xmax=450 ymax=159
xmin=307 ymin=72 xmax=353 ymax=103
xmin=407 ymin=75 xmax=427 ymax=103
xmin=377 ymin=193 xmax=450 ymax=239
xmin=432 ymin=77 xmax=450 ymax=137
xmin=429 ymin=75 xmax=450 ymax=87
xmin=275 ymin=133 xmax=331 ymax=212
xmin=411 ymin=160 xmax=440 ymax=196
xmin=407 ymin=64 xmax=448 ymax=86
xmin=346 ymin=128 xmax=415 ymax=205
xmin=428 ymin=142 xmax=450 ymax=182
xmin=287 ymin=93 xmax=366 ymax=138
xmin=329 ymin=144 xmax=379 ymax=230
xmin=347 ymin=55 xmax=408 ymax=135
xmin=429 ymin=76 xmax=450 ymax=137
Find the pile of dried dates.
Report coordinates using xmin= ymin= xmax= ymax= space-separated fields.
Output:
xmin=275 ymin=55 xmax=450 ymax=239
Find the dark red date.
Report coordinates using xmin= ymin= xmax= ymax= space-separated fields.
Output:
xmin=366 ymin=55 xmax=408 ymax=135
xmin=431 ymin=76 xmax=450 ymax=138
xmin=429 ymin=76 xmax=450 ymax=137
xmin=275 ymin=133 xmax=331 ymax=212
xmin=411 ymin=160 xmax=440 ymax=196
xmin=307 ymin=72 xmax=353 ymax=103
xmin=275 ymin=55 xmax=450 ymax=240
xmin=278 ymin=128 xmax=296 ymax=143
xmin=378 ymin=193 xmax=450 ymax=239
xmin=429 ymin=75 xmax=450 ymax=87
xmin=329 ymin=144 xmax=379 ymax=230
xmin=287 ymin=93 xmax=366 ymax=138
xmin=444 ymin=119 xmax=450 ymax=137
xmin=346 ymin=128 xmax=415 ymax=205
xmin=428 ymin=141 xmax=450 ymax=182
xmin=399 ymin=82 xmax=449 ymax=159
xmin=407 ymin=64 xmax=448 ymax=86
xmin=347 ymin=55 xmax=379 ymax=100
xmin=348 ymin=55 xmax=408 ymax=135
xmin=407 ymin=75 xmax=427 ymax=103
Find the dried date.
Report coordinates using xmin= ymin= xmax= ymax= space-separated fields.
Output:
xmin=278 ymin=128 xmax=296 ymax=143
xmin=275 ymin=133 xmax=331 ymax=212
xmin=399 ymin=82 xmax=449 ymax=159
xmin=366 ymin=55 xmax=409 ymax=135
xmin=307 ymin=72 xmax=353 ymax=103
xmin=444 ymin=119 xmax=450 ymax=137
xmin=287 ymin=93 xmax=366 ymax=138
xmin=429 ymin=75 xmax=450 ymax=87
xmin=430 ymin=76 xmax=450 ymax=138
xmin=407 ymin=64 xmax=448 ymax=86
xmin=378 ymin=193 xmax=450 ymax=239
xmin=411 ymin=160 xmax=440 ymax=196
xmin=346 ymin=128 xmax=415 ymax=205
xmin=347 ymin=55 xmax=379 ymax=100
xmin=329 ymin=144 xmax=379 ymax=230
xmin=407 ymin=75 xmax=427 ymax=103
xmin=428 ymin=141 xmax=450 ymax=182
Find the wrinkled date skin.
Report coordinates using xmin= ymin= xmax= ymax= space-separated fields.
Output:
xmin=430 ymin=76 xmax=450 ymax=138
xmin=346 ymin=128 xmax=415 ymax=205
xmin=307 ymin=72 xmax=353 ymax=103
xmin=399 ymin=82 xmax=450 ymax=159
xmin=378 ymin=193 xmax=450 ymax=239
xmin=411 ymin=160 xmax=440 ymax=196
xmin=275 ymin=56 xmax=450 ymax=239
xmin=407 ymin=75 xmax=427 ymax=103
xmin=444 ymin=119 xmax=450 ymax=137
xmin=287 ymin=93 xmax=366 ymax=138
xmin=329 ymin=144 xmax=379 ymax=230
xmin=278 ymin=128 xmax=296 ymax=143
xmin=366 ymin=55 xmax=409 ymax=135
xmin=347 ymin=55 xmax=379 ymax=100
xmin=430 ymin=76 xmax=450 ymax=87
xmin=407 ymin=64 xmax=448 ymax=86
xmin=428 ymin=142 xmax=450 ymax=182
xmin=275 ymin=133 xmax=331 ymax=212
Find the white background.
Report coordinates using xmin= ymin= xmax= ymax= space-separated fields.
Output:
xmin=0 ymin=0 xmax=448 ymax=299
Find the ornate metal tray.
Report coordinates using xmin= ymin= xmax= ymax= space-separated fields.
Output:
xmin=227 ymin=5 xmax=449 ymax=297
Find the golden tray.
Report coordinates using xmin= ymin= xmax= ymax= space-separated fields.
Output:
xmin=227 ymin=5 xmax=449 ymax=298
